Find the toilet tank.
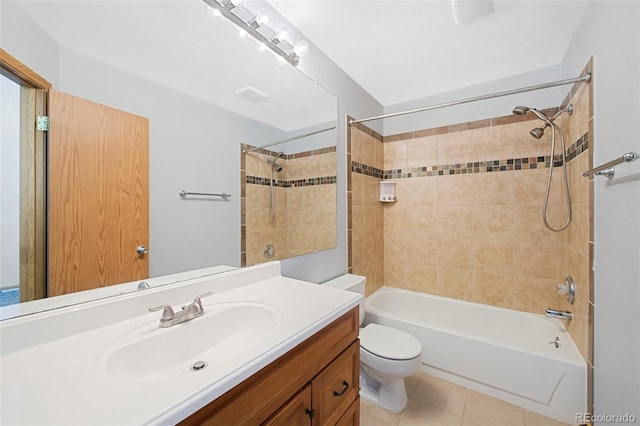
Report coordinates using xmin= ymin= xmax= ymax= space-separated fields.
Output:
xmin=322 ymin=274 xmax=366 ymax=325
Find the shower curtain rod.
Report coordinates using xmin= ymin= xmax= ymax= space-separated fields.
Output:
xmin=242 ymin=125 xmax=337 ymax=154
xmin=348 ymin=73 xmax=591 ymax=126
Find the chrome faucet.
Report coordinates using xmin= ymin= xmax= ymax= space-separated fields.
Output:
xmin=149 ymin=292 xmax=213 ymax=328
xmin=545 ymin=308 xmax=572 ymax=321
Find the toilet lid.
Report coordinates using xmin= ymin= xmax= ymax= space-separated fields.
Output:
xmin=360 ymin=324 xmax=422 ymax=360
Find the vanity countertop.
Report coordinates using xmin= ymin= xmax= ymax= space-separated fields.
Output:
xmin=0 ymin=262 xmax=360 ymax=425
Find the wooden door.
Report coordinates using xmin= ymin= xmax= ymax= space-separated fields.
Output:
xmin=47 ymin=90 xmax=149 ymax=296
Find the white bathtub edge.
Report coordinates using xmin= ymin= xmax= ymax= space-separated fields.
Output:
xmin=420 ymin=363 xmax=586 ymax=425
xmin=365 ymin=286 xmax=587 ymax=425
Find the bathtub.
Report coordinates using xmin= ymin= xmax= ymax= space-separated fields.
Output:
xmin=364 ymin=287 xmax=586 ymax=424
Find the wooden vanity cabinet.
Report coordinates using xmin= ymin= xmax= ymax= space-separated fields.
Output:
xmin=263 ymin=384 xmax=312 ymax=426
xmin=180 ymin=307 xmax=360 ymax=426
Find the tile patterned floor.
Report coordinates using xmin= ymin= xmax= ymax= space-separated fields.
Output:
xmin=360 ymin=371 xmax=570 ymax=426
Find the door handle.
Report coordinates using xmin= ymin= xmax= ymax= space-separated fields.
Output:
xmin=136 ymin=246 xmax=148 ymax=255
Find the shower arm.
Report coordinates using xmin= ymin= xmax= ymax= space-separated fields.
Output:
xmin=539 ymin=104 xmax=574 ymax=130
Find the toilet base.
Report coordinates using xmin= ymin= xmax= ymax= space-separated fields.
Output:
xmin=360 ymin=370 xmax=409 ymax=413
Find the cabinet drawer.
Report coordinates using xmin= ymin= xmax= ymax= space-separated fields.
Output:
xmin=312 ymin=340 xmax=359 ymax=425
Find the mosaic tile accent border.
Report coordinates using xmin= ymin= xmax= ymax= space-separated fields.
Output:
xmin=351 ymin=161 xmax=383 ymax=179
xmin=351 ymin=132 xmax=589 ymax=180
xmin=246 ymin=175 xmax=337 ymax=187
xmin=566 ymin=131 xmax=589 ymax=162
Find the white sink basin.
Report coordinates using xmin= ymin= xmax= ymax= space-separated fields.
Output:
xmin=99 ymin=301 xmax=280 ymax=380
xmin=1 ymin=263 xmax=362 ymax=426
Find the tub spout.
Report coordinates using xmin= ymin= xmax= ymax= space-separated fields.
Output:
xmin=545 ymin=308 xmax=572 ymax=321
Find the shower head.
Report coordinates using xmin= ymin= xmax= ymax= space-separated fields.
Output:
xmin=523 ymin=104 xmax=574 ymax=140
xmin=267 ymin=152 xmax=285 ymax=172
xmin=512 ymin=105 xmax=551 ymax=123
xmin=512 ymin=106 xmax=530 ymax=116
xmin=529 ymin=127 xmax=546 ymax=139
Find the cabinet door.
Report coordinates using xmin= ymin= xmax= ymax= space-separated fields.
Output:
xmin=336 ymin=397 xmax=360 ymax=426
xmin=262 ymin=384 xmax=312 ymax=426
xmin=312 ymin=341 xmax=359 ymax=425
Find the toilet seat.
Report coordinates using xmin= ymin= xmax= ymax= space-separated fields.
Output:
xmin=360 ymin=323 xmax=422 ymax=360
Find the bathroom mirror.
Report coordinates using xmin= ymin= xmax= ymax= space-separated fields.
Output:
xmin=0 ymin=0 xmax=337 ymax=318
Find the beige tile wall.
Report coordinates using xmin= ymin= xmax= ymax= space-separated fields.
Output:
xmin=348 ymin=78 xmax=592 ymax=359
xmin=286 ymin=183 xmax=336 ymax=257
xmin=244 ymin=150 xmax=337 ymax=267
xmin=245 ymin=151 xmax=289 ymax=266
xmin=383 ymin=122 xmax=569 ymax=311
xmin=350 ymin=125 xmax=384 ymax=297
xmin=558 ymin=80 xmax=593 ymax=366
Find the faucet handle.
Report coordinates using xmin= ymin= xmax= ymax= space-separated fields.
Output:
xmin=149 ymin=304 xmax=175 ymax=321
xmin=192 ymin=291 xmax=213 ymax=310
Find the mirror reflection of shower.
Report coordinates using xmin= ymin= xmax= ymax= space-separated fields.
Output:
xmin=512 ymin=104 xmax=573 ymax=232
xmin=267 ymin=152 xmax=285 ymax=222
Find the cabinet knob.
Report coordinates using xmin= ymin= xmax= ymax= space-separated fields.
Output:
xmin=333 ymin=380 xmax=350 ymax=397
xmin=305 ymin=408 xmax=315 ymax=420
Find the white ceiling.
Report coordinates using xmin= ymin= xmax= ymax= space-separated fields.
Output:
xmin=14 ymin=0 xmax=336 ymax=132
xmin=269 ymin=0 xmax=587 ymax=106
xmin=15 ymin=0 xmax=588 ymax=123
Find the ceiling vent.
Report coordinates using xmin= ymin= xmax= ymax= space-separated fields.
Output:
xmin=235 ymin=86 xmax=269 ymax=103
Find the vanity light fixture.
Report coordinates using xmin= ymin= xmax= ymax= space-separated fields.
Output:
xmin=202 ymin=0 xmax=305 ymax=67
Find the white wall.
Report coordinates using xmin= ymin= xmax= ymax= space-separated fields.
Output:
xmin=0 ymin=1 xmax=287 ymax=277
xmin=0 ymin=75 xmax=21 ymax=290
xmin=57 ymin=47 xmax=288 ymax=277
xmin=381 ymin=65 xmax=565 ymax=136
xmin=561 ymin=1 xmax=640 ymax=421
xmin=0 ymin=1 xmax=59 ymax=87
xmin=0 ymin=0 xmax=383 ymax=284
xmin=282 ymin=121 xmax=337 ymax=155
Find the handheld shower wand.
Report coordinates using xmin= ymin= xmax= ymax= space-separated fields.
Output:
xmin=512 ymin=105 xmax=572 ymax=232
xmin=267 ymin=152 xmax=285 ymax=222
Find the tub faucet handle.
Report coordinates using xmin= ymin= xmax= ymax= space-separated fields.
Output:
xmin=549 ymin=336 xmax=560 ymax=348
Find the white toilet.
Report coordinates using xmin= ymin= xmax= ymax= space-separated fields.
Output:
xmin=323 ymin=274 xmax=423 ymax=413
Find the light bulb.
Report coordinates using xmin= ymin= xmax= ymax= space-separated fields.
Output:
xmin=275 ymin=27 xmax=291 ymax=44
xmin=206 ymin=6 xmax=222 ymax=20
xmin=274 ymin=56 xmax=287 ymax=67
xmin=256 ymin=8 xmax=272 ymax=26
xmin=294 ymin=40 xmax=309 ymax=57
